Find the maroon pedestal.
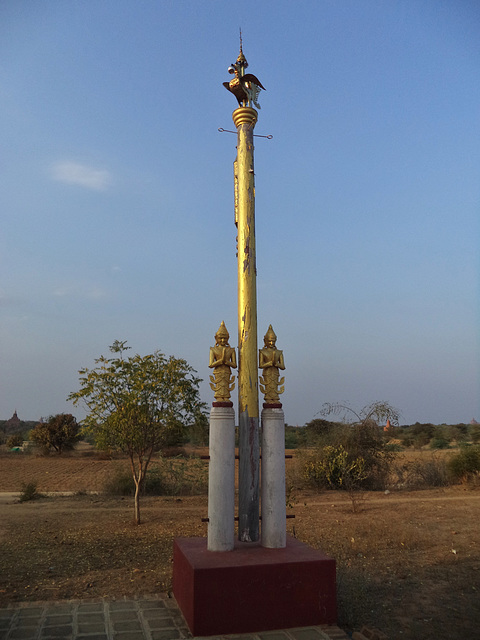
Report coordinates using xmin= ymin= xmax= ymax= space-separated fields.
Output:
xmin=173 ymin=535 xmax=336 ymax=636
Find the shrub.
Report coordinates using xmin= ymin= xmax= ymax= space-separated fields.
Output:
xmin=301 ymin=402 xmax=400 ymax=495
xmin=390 ymin=454 xmax=449 ymax=489
xmin=301 ymin=451 xmax=327 ymax=489
xmin=104 ymin=466 xmax=135 ymax=495
xmin=104 ymin=466 xmax=169 ymax=496
xmin=445 ymin=425 xmax=466 ymax=442
xmin=285 ymin=426 xmax=306 ymax=449
xmin=385 ymin=442 xmax=404 ymax=452
xmin=447 ymin=446 xmax=480 ymax=483
xmin=157 ymin=456 xmax=208 ymax=495
xmin=104 ymin=456 xmax=208 ymax=497
xmin=19 ymin=481 xmax=43 ymax=502
xmin=6 ymin=434 xmax=23 ymax=449
xmin=412 ymin=456 xmax=448 ymax=487
xmin=406 ymin=423 xmax=435 ymax=448
xmin=300 ymin=422 xmax=393 ymax=491
xmin=302 ymin=444 xmax=367 ymax=489
xmin=469 ymin=424 xmax=480 ymax=444
xmin=398 ymin=433 xmax=414 ymax=448
xmin=430 ymin=437 xmax=450 ymax=450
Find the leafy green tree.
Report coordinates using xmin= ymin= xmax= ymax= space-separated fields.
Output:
xmin=68 ymin=341 xmax=206 ymax=524
xmin=31 ymin=414 xmax=80 ymax=454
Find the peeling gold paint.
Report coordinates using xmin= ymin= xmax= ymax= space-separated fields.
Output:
xmin=233 ymin=159 xmax=238 ymax=226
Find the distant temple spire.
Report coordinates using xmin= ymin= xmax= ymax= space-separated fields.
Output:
xmin=5 ymin=410 xmax=21 ymax=433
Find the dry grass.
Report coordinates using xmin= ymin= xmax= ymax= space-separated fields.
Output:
xmin=0 ymin=449 xmax=479 ymax=639
xmin=289 ymin=488 xmax=480 ymax=639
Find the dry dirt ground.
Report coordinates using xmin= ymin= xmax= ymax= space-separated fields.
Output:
xmin=0 ymin=453 xmax=479 ymax=640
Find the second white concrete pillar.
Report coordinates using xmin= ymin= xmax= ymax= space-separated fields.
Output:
xmin=261 ymin=407 xmax=286 ymax=548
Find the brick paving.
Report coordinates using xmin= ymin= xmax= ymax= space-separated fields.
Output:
xmin=0 ymin=597 xmax=349 ymax=640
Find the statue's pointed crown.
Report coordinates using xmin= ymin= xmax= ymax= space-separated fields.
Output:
xmin=264 ymin=324 xmax=277 ymax=342
xmin=215 ymin=321 xmax=230 ymax=340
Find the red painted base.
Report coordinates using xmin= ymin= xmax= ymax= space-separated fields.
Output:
xmin=173 ymin=535 xmax=337 ymax=636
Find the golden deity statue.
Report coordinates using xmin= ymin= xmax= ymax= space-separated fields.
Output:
xmin=259 ymin=325 xmax=285 ymax=404
xmin=209 ymin=321 xmax=237 ymax=402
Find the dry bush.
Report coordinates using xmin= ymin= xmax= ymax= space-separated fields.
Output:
xmin=295 ymin=422 xmax=393 ymax=494
xmin=19 ymin=481 xmax=43 ymax=502
xmin=391 ymin=454 xmax=449 ymax=489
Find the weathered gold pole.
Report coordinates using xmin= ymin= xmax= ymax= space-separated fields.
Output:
xmin=223 ymin=39 xmax=265 ymax=542
xmin=233 ymin=105 xmax=260 ymax=542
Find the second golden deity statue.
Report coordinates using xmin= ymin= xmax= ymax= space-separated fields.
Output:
xmin=259 ymin=325 xmax=285 ymax=404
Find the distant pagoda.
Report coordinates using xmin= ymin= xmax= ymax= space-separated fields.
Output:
xmin=5 ymin=410 xmax=21 ymax=433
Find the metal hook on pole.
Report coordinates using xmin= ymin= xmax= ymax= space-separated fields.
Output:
xmin=218 ymin=127 xmax=273 ymax=139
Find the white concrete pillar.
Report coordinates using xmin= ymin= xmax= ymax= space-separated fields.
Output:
xmin=261 ymin=407 xmax=286 ymax=548
xmin=207 ymin=405 xmax=236 ymax=551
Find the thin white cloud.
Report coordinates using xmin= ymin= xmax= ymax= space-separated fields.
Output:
xmin=51 ymin=161 xmax=111 ymax=191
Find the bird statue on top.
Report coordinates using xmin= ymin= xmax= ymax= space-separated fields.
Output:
xmin=223 ymin=33 xmax=265 ymax=109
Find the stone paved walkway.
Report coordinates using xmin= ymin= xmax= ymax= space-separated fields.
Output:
xmin=0 ymin=596 xmax=349 ymax=640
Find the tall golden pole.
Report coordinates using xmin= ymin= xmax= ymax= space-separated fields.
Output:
xmin=223 ymin=39 xmax=265 ymax=542
xmin=233 ymin=106 xmax=260 ymax=542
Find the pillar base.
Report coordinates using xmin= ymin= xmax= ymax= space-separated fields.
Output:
xmin=172 ymin=535 xmax=337 ymax=636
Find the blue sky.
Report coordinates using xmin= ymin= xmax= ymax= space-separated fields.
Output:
xmin=1 ymin=0 xmax=478 ymax=426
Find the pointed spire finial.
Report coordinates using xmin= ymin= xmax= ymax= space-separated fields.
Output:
xmin=236 ymin=27 xmax=248 ymax=68
xmin=224 ymin=32 xmax=265 ymax=108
